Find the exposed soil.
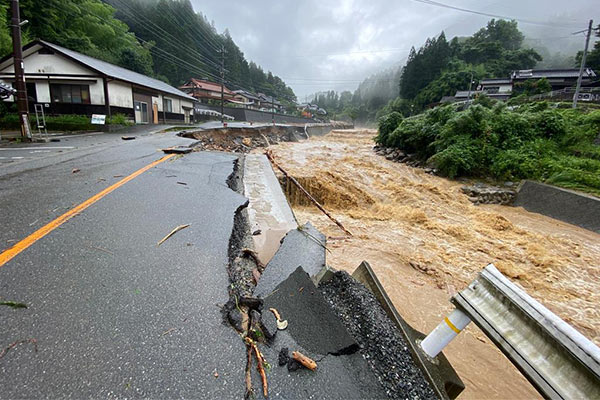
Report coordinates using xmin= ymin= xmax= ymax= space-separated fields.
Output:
xmin=182 ymin=126 xmax=305 ymax=153
xmin=266 ymin=129 xmax=600 ymax=399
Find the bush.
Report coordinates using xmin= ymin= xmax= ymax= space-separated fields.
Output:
xmin=107 ymin=113 xmax=132 ymax=126
xmin=375 ymin=101 xmax=600 ymax=195
xmin=376 ymin=111 xmax=403 ymax=145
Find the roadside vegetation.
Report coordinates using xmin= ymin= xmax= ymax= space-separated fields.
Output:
xmin=376 ymin=100 xmax=600 ymax=195
xmin=0 ymin=112 xmax=132 ymax=131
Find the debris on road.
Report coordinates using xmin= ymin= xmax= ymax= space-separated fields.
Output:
xmin=162 ymin=146 xmax=192 ymax=154
xmin=278 ymin=347 xmax=289 ymax=366
xmin=121 ymin=136 xmax=136 ymax=141
xmin=176 ymin=181 xmax=187 ymax=185
xmin=252 ymin=229 xmax=262 ymax=236
xmin=292 ymin=351 xmax=317 ymax=371
xmin=72 ymin=168 xmax=80 ymax=173
xmin=113 ymin=174 xmax=123 ymax=178
xmin=245 ymin=337 xmax=268 ymax=398
xmin=88 ymin=245 xmax=114 ymax=256
xmin=0 ymin=339 xmax=38 ymax=360
xmin=0 ymin=301 xmax=27 ymax=309
xmin=161 ymin=328 xmax=177 ymax=336
xmin=277 ymin=319 xmax=288 ymax=330
xmin=157 ymin=224 xmax=190 ymax=246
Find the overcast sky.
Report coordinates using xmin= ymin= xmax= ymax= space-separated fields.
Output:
xmin=190 ymin=0 xmax=599 ymax=99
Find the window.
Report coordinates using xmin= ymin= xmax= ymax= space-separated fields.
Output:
xmin=163 ymin=98 xmax=173 ymax=113
xmin=50 ymin=84 xmax=90 ymax=104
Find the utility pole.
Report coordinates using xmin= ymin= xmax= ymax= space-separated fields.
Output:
xmin=573 ymin=19 xmax=594 ymax=109
xmin=10 ymin=0 xmax=31 ymax=140
xmin=219 ymin=44 xmax=225 ymax=124
xmin=466 ymin=71 xmax=474 ymax=106
xmin=271 ymin=95 xmax=275 ymax=125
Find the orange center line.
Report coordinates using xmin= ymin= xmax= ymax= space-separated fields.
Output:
xmin=0 ymin=153 xmax=176 ymax=268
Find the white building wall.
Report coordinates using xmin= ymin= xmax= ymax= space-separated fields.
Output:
xmin=2 ymin=52 xmax=93 ymax=76
xmin=108 ymin=81 xmax=133 ymax=108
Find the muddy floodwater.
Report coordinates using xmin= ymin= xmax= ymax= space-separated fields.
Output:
xmin=265 ymin=129 xmax=600 ymax=399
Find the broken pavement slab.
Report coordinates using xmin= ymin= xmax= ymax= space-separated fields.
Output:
xmin=243 ymin=153 xmax=297 ymax=264
xmin=249 ymin=266 xmax=387 ymax=399
xmin=263 ymin=266 xmax=358 ymax=356
xmin=254 ymin=222 xmax=326 ymax=298
xmin=162 ymin=145 xmax=192 ymax=154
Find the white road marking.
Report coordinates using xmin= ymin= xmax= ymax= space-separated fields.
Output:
xmin=0 ymin=146 xmax=75 ymax=151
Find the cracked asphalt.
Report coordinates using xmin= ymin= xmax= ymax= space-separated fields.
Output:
xmin=0 ymin=130 xmax=248 ymax=397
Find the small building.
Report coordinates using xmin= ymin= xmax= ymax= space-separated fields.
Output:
xmin=256 ymin=93 xmax=284 ymax=112
xmin=230 ymin=89 xmax=260 ymax=109
xmin=0 ymin=40 xmax=196 ymax=124
xmin=511 ymin=68 xmax=597 ymax=91
xmin=478 ymin=78 xmax=513 ymax=95
xmin=179 ymin=78 xmax=234 ymax=104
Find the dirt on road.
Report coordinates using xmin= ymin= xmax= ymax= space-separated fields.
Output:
xmin=265 ymin=129 xmax=600 ymax=399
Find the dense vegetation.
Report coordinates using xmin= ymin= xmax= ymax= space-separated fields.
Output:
xmin=0 ymin=0 xmax=296 ymax=104
xmin=376 ymin=100 xmax=600 ymax=195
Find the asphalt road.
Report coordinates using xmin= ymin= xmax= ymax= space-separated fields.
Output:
xmin=0 ymin=129 xmax=248 ymax=397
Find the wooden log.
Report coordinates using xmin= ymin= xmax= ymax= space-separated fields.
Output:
xmin=292 ymin=351 xmax=317 ymax=371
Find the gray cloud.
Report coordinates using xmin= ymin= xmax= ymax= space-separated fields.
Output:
xmin=190 ymin=0 xmax=599 ymax=98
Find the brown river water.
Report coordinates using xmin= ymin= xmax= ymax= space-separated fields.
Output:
xmin=265 ymin=129 xmax=600 ymax=399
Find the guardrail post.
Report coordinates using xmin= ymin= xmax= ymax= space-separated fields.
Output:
xmin=420 ymin=308 xmax=472 ymax=358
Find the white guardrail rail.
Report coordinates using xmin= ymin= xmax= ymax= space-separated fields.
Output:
xmin=420 ymin=264 xmax=600 ymax=399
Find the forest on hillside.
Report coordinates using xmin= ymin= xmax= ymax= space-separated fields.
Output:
xmin=314 ymin=19 xmax=599 ymax=124
xmin=0 ymin=0 xmax=296 ymax=104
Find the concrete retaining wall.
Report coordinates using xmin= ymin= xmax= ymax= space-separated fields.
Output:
xmin=514 ymin=180 xmax=600 ymax=233
xmin=201 ymin=105 xmax=318 ymax=124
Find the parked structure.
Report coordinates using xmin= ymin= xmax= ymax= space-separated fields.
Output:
xmin=0 ymin=40 xmax=196 ymax=124
xmin=179 ymin=78 xmax=234 ymax=104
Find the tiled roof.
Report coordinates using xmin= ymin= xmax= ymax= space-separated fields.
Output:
xmin=37 ymin=40 xmax=195 ymax=101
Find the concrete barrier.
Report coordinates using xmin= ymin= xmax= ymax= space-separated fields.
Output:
xmin=514 ymin=180 xmax=600 ymax=233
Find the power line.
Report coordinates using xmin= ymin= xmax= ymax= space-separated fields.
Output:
xmin=410 ymin=0 xmax=580 ymax=29
xmin=109 ymin=0 xmax=223 ymax=71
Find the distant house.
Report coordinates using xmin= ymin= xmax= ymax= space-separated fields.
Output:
xmin=0 ymin=40 xmax=196 ymax=124
xmin=179 ymin=78 xmax=234 ymax=104
xmin=478 ymin=78 xmax=513 ymax=96
xmin=511 ymin=68 xmax=596 ymax=91
xmin=231 ymin=89 xmax=260 ymax=109
xmin=256 ymin=93 xmax=284 ymax=112
xmin=442 ymin=68 xmax=598 ymax=104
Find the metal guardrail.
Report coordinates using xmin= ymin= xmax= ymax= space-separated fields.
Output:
xmin=352 ymin=261 xmax=465 ymax=399
xmin=449 ymin=264 xmax=600 ymax=399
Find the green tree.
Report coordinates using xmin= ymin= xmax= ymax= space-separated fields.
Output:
xmin=575 ymin=24 xmax=600 ymax=72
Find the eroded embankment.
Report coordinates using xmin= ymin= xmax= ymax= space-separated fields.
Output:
xmin=266 ymin=129 xmax=600 ymax=399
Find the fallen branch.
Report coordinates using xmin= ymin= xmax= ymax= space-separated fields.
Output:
xmin=292 ymin=351 xmax=317 ymax=371
xmin=0 ymin=339 xmax=38 ymax=360
xmin=0 ymin=301 xmax=27 ymax=309
xmin=265 ymin=150 xmax=352 ymax=236
xmin=245 ymin=337 xmax=268 ymax=398
xmin=245 ymin=345 xmax=253 ymax=399
xmin=254 ymin=344 xmax=268 ymax=398
xmin=157 ymin=224 xmax=191 ymax=246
